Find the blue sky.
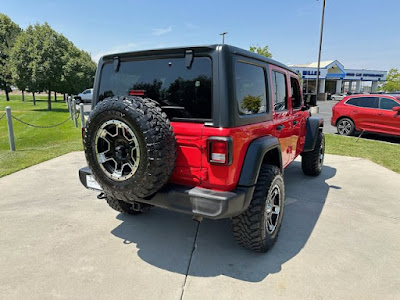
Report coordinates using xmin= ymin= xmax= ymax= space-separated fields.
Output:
xmin=2 ymin=0 xmax=400 ymax=71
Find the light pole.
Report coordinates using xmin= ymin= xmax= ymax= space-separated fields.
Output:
xmin=315 ymin=0 xmax=326 ymax=102
xmin=219 ymin=32 xmax=228 ymax=44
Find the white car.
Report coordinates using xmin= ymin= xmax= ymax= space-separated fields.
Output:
xmin=331 ymin=93 xmax=350 ymax=101
xmin=75 ymin=88 xmax=93 ymax=103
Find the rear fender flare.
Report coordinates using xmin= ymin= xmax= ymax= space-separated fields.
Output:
xmin=238 ymin=136 xmax=282 ymax=187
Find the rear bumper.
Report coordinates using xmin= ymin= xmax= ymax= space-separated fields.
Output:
xmin=79 ymin=167 xmax=255 ymax=219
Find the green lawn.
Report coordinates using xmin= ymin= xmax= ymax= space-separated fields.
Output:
xmin=0 ymin=95 xmax=83 ymax=177
xmin=325 ymin=133 xmax=400 ymax=174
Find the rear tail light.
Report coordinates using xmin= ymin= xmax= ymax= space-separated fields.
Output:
xmin=207 ymin=137 xmax=232 ymax=165
xmin=129 ymin=90 xmax=146 ymax=96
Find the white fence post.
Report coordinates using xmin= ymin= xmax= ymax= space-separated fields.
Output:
xmin=6 ymin=106 xmax=15 ymax=151
xmin=79 ymin=103 xmax=85 ymax=128
xmin=72 ymin=99 xmax=78 ymax=128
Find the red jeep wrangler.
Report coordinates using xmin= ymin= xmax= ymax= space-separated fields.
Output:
xmin=79 ymin=45 xmax=324 ymax=252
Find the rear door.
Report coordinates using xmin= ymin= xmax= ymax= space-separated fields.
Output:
xmin=375 ymin=97 xmax=400 ymax=135
xmin=170 ymin=122 xmax=206 ymax=186
xmin=345 ymin=97 xmax=378 ymax=131
xmin=289 ymin=75 xmax=305 ymax=158
xmin=270 ymin=67 xmax=292 ymax=167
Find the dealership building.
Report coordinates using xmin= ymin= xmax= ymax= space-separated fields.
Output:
xmin=290 ymin=60 xmax=387 ymax=95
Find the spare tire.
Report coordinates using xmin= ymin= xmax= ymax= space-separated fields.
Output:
xmin=84 ymin=96 xmax=176 ymax=202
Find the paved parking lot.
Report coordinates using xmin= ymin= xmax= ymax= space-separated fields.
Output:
xmin=1 ymin=152 xmax=399 ymax=299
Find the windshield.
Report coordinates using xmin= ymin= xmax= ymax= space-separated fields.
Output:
xmin=98 ymin=57 xmax=212 ymax=121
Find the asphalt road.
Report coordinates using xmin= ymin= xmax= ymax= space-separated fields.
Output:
xmin=1 ymin=152 xmax=399 ymax=299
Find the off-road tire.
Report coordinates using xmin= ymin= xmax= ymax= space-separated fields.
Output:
xmin=106 ymin=197 xmax=142 ymax=215
xmin=84 ymin=96 xmax=176 ymax=202
xmin=337 ymin=117 xmax=355 ymax=136
xmin=302 ymin=131 xmax=325 ymax=176
xmin=232 ymin=165 xmax=285 ymax=252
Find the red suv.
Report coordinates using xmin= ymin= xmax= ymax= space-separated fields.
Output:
xmin=331 ymin=94 xmax=400 ymax=136
xmin=79 ymin=45 xmax=324 ymax=252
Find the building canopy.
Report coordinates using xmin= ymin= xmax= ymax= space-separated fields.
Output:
xmin=290 ymin=60 xmax=387 ymax=82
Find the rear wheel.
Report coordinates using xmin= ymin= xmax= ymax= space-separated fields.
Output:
xmin=232 ymin=165 xmax=285 ymax=252
xmin=337 ymin=117 xmax=355 ymax=136
xmin=302 ymin=131 xmax=325 ymax=176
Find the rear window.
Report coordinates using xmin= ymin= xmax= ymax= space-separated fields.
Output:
xmin=346 ymin=97 xmax=378 ymax=108
xmin=98 ymin=57 xmax=212 ymax=121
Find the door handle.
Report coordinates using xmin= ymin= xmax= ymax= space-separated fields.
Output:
xmin=377 ymin=113 xmax=384 ymax=116
xmin=293 ymin=120 xmax=298 ymax=125
xmin=276 ymin=124 xmax=285 ymax=131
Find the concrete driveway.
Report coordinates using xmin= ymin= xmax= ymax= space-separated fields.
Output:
xmin=0 ymin=152 xmax=399 ymax=299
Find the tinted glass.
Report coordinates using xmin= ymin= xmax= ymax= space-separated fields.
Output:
xmin=290 ymin=77 xmax=302 ymax=108
xmin=346 ymin=97 xmax=378 ymax=108
xmin=273 ymin=71 xmax=287 ymax=111
xmin=98 ymin=57 xmax=212 ymax=120
xmin=380 ymin=98 xmax=399 ymax=110
xmin=235 ymin=62 xmax=267 ymax=115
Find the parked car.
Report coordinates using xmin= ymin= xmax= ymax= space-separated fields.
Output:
xmin=79 ymin=44 xmax=325 ymax=253
xmin=331 ymin=94 xmax=400 ymax=136
xmin=331 ymin=92 xmax=352 ymax=101
xmin=74 ymin=88 xmax=93 ymax=103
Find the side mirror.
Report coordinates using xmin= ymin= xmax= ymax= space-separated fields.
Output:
xmin=392 ymin=106 xmax=400 ymax=113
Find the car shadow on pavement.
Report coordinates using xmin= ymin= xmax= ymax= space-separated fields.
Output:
xmin=111 ymin=162 xmax=337 ymax=282
xmin=354 ymin=132 xmax=400 ymax=144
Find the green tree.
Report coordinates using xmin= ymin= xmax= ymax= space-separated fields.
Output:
xmin=57 ymin=43 xmax=96 ymax=96
xmin=31 ymin=23 xmax=69 ymax=110
xmin=241 ymin=94 xmax=262 ymax=113
xmin=249 ymin=45 xmax=272 ymax=58
xmin=382 ymin=68 xmax=400 ymax=92
xmin=0 ymin=14 xmax=21 ymax=101
xmin=10 ymin=25 xmax=37 ymax=103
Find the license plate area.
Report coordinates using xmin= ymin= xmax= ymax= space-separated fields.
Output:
xmin=86 ymin=175 xmax=102 ymax=191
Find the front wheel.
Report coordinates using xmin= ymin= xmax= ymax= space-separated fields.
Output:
xmin=301 ymin=131 xmax=325 ymax=176
xmin=232 ymin=165 xmax=285 ymax=252
xmin=337 ymin=117 xmax=355 ymax=136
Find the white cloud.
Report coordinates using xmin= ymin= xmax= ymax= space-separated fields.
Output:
xmin=152 ymin=26 xmax=172 ymax=36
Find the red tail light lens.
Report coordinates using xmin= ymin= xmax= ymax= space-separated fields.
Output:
xmin=129 ymin=90 xmax=146 ymax=96
xmin=207 ymin=137 xmax=232 ymax=165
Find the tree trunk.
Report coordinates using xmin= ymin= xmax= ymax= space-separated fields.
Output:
xmin=33 ymin=92 xmax=36 ymax=106
xmin=5 ymin=88 xmax=10 ymax=101
xmin=48 ymin=89 xmax=52 ymax=110
xmin=63 ymin=93 xmax=66 ymax=102
xmin=54 ymin=91 xmax=57 ymax=102
xmin=22 ymin=90 xmax=25 ymax=102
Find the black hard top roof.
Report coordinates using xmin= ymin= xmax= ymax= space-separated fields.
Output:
xmin=101 ymin=44 xmax=296 ymax=74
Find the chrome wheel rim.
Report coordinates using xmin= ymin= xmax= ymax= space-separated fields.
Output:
xmin=95 ymin=120 xmax=140 ymax=181
xmin=338 ymin=120 xmax=352 ymax=135
xmin=265 ymin=184 xmax=281 ymax=234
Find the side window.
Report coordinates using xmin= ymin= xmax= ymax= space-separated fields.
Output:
xmin=235 ymin=62 xmax=267 ymax=115
xmin=290 ymin=77 xmax=302 ymax=109
xmin=346 ymin=98 xmax=360 ymax=106
xmin=358 ymin=97 xmax=378 ymax=108
xmin=380 ymin=98 xmax=399 ymax=110
xmin=346 ymin=97 xmax=378 ymax=108
xmin=272 ymin=71 xmax=287 ymax=111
